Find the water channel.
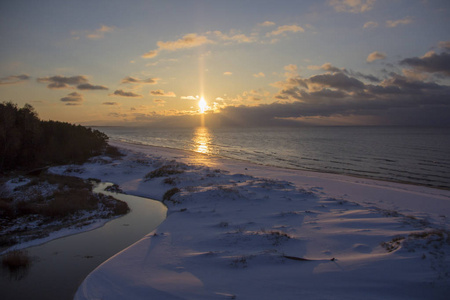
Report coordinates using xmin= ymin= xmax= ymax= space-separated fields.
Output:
xmin=0 ymin=182 xmax=167 ymax=300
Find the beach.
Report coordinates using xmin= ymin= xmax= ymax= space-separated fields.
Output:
xmin=62 ymin=140 xmax=450 ymax=299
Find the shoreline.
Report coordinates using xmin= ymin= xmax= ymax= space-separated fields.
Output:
xmin=74 ymin=140 xmax=449 ymax=299
xmin=108 ymin=138 xmax=450 ymax=191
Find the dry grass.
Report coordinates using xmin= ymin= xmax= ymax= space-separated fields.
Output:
xmin=163 ymin=187 xmax=181 ymax=203
xmin=0 ymin=174 xmax=130 ymax=248
xmin=2 ymin=250 xmax=31 ymax=272
xmin=145 ymin=163 xmax=187 ymax=179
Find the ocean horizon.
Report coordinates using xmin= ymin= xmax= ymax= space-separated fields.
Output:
xmin=94 ymin=126 xmax=450 ymax=190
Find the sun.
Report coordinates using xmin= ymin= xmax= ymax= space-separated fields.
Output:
xmin=198 ymin=97 xmax=207 ymax=114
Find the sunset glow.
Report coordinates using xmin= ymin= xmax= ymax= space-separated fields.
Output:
xmin=198 ymin=97 xmax=207 ymax=114
xmin=0 ymin=1 xmax=449 ymax=127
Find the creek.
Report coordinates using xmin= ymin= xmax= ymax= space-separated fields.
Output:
xmin=0 ymin=182 xmax=167 ymax=300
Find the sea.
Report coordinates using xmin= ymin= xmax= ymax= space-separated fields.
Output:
xmin=95 ymin=126 xmax=450 ymax=190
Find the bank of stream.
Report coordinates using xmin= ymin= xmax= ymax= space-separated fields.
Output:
xmin=0 ymin=182 xmax=167 ymax=300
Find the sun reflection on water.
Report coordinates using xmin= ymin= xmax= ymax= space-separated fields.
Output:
xmin=193 ymin=127 xmax=211 ymax=154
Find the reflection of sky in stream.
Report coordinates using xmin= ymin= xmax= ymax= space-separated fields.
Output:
xmin=0 ymin=182 xmax=167 ymax=300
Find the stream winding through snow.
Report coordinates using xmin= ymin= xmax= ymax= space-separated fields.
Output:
xmin=0 ymin=182 xmax=167 ymax=300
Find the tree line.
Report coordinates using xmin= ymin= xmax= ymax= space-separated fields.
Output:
xmin=0 ymin=102 xmax=108 ymax=172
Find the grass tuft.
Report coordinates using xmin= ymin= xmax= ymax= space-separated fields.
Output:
xmin=163 ymin=187 xmax=181 ymax=203
xmin=2 ymin=250 xmax=31 ymax=272
xmin=145 ymin=162 xmax=187 ymax=179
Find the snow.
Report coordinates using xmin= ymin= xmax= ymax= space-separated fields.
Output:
xmin=57 ymin=141 xmax=449 ymax=299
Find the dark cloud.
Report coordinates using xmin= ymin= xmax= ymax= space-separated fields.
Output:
xmin=345 ymin=70 xmax=380 ymax=82
xmin=308 ymin=73 xmax=366 ymax=91
xmin=400 ymin=52 xmax=450 ymax=76
xmin=108 ymin=112 xmax=128 ymax=118
xmin=124 ymin=65 xmax=450 ymax=127
xmin=37 ymin=75 xmax=108 ymax=90
xmin=111 ymin=89 xmax=142 ymax=98
xmin=37 ymin=75 xmax=88 ymax=89
xmin=60 ymin=92 xmax=84 ymax=105
xmin=321 ymin=63 xmax=341 ymax=73
xmin=150 ymin=89 xmax=176 ymax=97
xmin=102 ymin=102 xmax=119 ymax=105
xmin=121 ymin=76 xmax=158 ymax=84
xmin=77 ymin=83 xmax=108 ymax=90
xmin=0 ymin=74 xmax=31 ymax=85
xmin=439 ymin=41 xmax=450 ymax=51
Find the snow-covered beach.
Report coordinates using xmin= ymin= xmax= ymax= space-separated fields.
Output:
xmin=52 ymin=141 xmax=449 ymax=299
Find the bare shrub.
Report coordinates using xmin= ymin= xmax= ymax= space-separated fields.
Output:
xmin=163 ymin=188 xmax=181 ymax=203
xmin=381 ymin=236 xmax=405 ymax=252
xmin=145 ymin=162 xmax=187 ymax=179
xmin=2 ymin=250 xmax=31 ymax=272
xmin=105 ymin=145 xmax=124 ymax=159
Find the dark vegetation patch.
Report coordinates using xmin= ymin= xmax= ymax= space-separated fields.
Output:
xmin=1 ymin=250 xmax=32 ymax=280
xmin=144 ymin=162 xmax=187 ymax=179
xmin=0 ymin=102 xmax=116 ymax=173
xmin=162 ymin=187 xmax=181 ymax=203
xmin=0 ymin=174 xmax=129 ymax=249
xmin=0 ymin=103 xmax=129 ymax=251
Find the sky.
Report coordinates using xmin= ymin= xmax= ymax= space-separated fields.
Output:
xmin=1 ymin=0 xmax=449 ymax=127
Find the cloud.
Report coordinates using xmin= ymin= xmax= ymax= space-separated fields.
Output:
xmin=150 ymin=89 xmax=176 ymax=97
xmin=363 ymin=21 xmax=378 ymax=29
xmin=158 ymin=33 xmax=213 ymax=50
xmin=367 ymin=51 xmax=386 ymax=62
xmin=329 ymin=0 xmax=375 ymax=13
xmin=86 ymin=25 xmax=114 ymax=39
xmin=308 ymin=72 xmax=366 ymax=91
xmin=60 ymin=92 xmax=84 ymax=105
xmin=37 ymin=75 xmax=108 ymax=90
xmin=267 ymin=24 xmax=304 ymax=36
xmin=400 ymin=51 xmax=450 ymax=76
xmin=386 ymin=17 xmax=413 ymax=28
xmin=253 ymin=72 xmax=265 ymax=78
xmin=439 ymin=41 xmax=450 ymax=51
xmin=108 ymin=112 xmax=128 ymax=118
xmin=264 ymin=66 xmax=450 ymax=126
xmin=154 ymin=99 xmax=166 ymax=106
xmin=110 ymin=89 xmax=142 ymax=98
xmin=0 ymin=74 xmax=30 ymax=85
xmin=308 ymin=63 xmax=342 ymax=73
xmin=258 ymin=21 xmax=276 ymax=27
xmin=72 ymin=25 xmax=115 ymax=40
xmin=181 ymin=95 xmax=200 ymax=100
xmin=223 ymin=72 xmax=233 ymax=76
xmin=213 ymin=31 xmax=254 ymax=43
xmin=142 ymin=50 xmax=159 ymax=58
xmin=77 ymin=83 xmax=108 ymax=90
xmin=284 ymin=64 xmax=298 ymax=72
xmin=37 ymin=75 xmax=88 ymax=89
xmin=143 ymin=33 xmax=213 ymax=58
xmin=118 ymin=59 xmax=450 ymax=127
xmin=121 ymin=76 xmax=159 ymax=84
xmin=102 ymin=102 xmax=119 ymax=105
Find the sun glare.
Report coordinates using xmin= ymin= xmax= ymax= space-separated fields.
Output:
xmin=199 ymin=97 xmax=207 ymax=114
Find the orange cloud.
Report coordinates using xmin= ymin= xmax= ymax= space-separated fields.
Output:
xmin=142 ymin=33 xmax=213 ymax=58
xmin=253 ymin=72 xmax=265 ymax=78
xmin=329 ymin=0 xmax=375 ymax=13
xmin=386 ymin=17 xmax=413 ymax=28
xmin=366 ymin=51 xmax=386 ymax=62
xmin=267 ymin=24 xmax=304 ymax=36
xmin=363 ymin=21 xmax=378 ymax=29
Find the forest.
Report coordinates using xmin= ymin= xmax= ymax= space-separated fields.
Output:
xmin=0 ymin=102 xmax=109 ymax=172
